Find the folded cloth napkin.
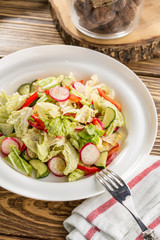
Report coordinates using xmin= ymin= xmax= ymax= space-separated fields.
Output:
xmin=64 ymin=155 xmax=160 ymax=240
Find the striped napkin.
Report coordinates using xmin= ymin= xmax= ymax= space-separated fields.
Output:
xmin=64 ymin=155 xmax=160 ymax=240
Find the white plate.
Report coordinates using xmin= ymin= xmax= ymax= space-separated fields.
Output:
xmin=0 ymin=45 xmax=157 ymax=201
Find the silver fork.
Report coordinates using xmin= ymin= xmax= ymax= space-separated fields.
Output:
xmin=95 ymin=169 xmax=160 ymax=240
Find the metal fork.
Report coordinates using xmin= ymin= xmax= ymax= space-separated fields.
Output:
xmin=95 ymin=169 xmax=160 ymax=240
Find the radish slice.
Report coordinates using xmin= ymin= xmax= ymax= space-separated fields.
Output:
xmin=92 ymin=118 xmax=105 ymax=130
xmin=75 ymin=125 xmax=85 ymax=131
xmin=73 ymin=81 xmax=85 ymax=94
xmin=1 ymin=137 xmax=21 ymax=155
xmin=26 ymin=148 xmax=37 ymax=159
xmin=80 ymin=143 xmax=100 ymax=165
xmin=48 ymin=156 xmax=66 ymax=177
xmin=49 ymin=86 xmax=69 ymax=102
xmin=13 ymin=137 xmax=26 ymax=151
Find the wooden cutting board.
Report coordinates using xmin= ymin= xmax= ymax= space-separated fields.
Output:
xmin=49 ymin=0 xmax=160 ymax=63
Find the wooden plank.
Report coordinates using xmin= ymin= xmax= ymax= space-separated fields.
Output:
xmin=49 ymin=0 xmax=160 ymax=63
xmin=0 ymin=187 xmax=83 ymax=239
xmin=0 ymin=0 xmax=64 ymax=57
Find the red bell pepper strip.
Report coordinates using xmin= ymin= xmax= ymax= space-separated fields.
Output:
xmin=64 ymin=85 xmax=71 ymax=91
xmin=28 ymin=119 xmax=43 ymax=131
xmin=64 ymin=112 xmax=76 ymax=117
xmin=31 ymin=114 xmax=46 ymax=130
xmin=97 ymin=88 xmax=121 ymax=111
xmin=108 ymin=143 xmax=119 ymax=158
xmin=30 ymin=114 xmax=48 ymax=133
xmin=79 ymin=80 xmax=84 ymax=84
xmin=22 ymin=92 xmax=38 ymax=108
xmin=69 ymin=94 xmax=82 ymax=102
xmin=77 ymin=164 xmax=100 ymax=173
xmin=106 ymin=152 xmax=116 ymax=167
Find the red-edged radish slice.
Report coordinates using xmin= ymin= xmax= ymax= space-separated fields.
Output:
xmin=73 ymin=81 xmax=85 ymax=94
xmin=13 ymin=137 xmax=26 ymax=151
xmin=80 ymin=143 xmax=100 ymax=165
xmin=48 ymin=156 xmax=66 ymax=177
xmin=75 ymin=125 xmax=85 ymax=131
xmin=92 ymin=118 xmax=105 ymax=130
xmin=49 ymin=86 xmax=69 ymax=102
xmin=26 ymin=148 xmax=37 ymax=159
xmin=1 ymin=137 xmax=21 ymax=155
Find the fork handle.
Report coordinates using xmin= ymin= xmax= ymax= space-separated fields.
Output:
xmin=143 ymin=229 xmax=160 ymax=240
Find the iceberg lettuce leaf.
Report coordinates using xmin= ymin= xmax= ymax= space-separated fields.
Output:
xmin=62 ymin=141 xmax=79 ymax=175
xmin=7 ymin=107 xmax=33 ymax=138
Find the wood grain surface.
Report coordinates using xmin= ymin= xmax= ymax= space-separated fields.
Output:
xmin=0 ymin=1 xmax=160 ymax=239
xmin=49 ymin=0 xmax=160 ymax=63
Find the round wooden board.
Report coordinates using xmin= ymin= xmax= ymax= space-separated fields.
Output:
xmin=49 ymin=0 xmax=160 ymax=63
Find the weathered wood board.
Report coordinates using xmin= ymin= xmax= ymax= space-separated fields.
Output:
xmin=49 ymin=0 xmax=160 ymax=63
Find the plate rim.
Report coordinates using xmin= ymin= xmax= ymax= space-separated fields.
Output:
xmin=0 ymin=45 xmax=158 ymax=201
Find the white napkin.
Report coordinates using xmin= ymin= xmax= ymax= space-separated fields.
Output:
xmin=64 ymin=155 xmax=160 ymax=240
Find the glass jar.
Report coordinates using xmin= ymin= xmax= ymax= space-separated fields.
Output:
xmin=69 ymin=0 xmax=144 ymax=39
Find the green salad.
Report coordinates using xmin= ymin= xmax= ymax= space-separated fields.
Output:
xmin=0 ymin=73 xmax=124 ymax=182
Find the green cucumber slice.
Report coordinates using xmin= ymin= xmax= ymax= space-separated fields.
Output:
xmin=21 ymin=150 xmax=31 ymax=161
xmin=61 ymin=78 xmax=72 ymax=87
xmin=30 ymin=80 xmax=38 ymax=93
xmin=102 ymin=107 xmax=116 ymax=129
xmin=30 ymin=159 xmax=50 ymax=179
xmin=0 ymin=123 xmax=13 ymax=136
xmin=18 ymin=83 xmax=30 ymax=95
xmin=94 ymin=150 xmax=108 ymax=168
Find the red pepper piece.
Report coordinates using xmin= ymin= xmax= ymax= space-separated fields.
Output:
xmin=108 ymin=143 xmax=119 ymax=158
xmin=69 ymin=94 xmax=82 ymax=102
xmin=77 ymin=164 xmax=100 ymax=173
xmin=97 ymin=88 xmax=121 ymax=111
xmin=22 ymin=92 xmax=38 ymax=108
xmin=28 ymin=119 xmax=43 ymax=131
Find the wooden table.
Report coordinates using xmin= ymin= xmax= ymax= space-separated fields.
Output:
xmin=0 ymin=1 xmax=159 ymax=239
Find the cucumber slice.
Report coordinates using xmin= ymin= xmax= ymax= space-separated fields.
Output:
xmin=18 ymin=83 xmax=30 ymax=95
xmin=94 ymin=150 xmax=108 ymax=168
xmin=61 ymin=78 xmax=72 ymax=87
xmin=102 ymin=107 xmax=116 ymax=129
xmin=21 ymin=150 xmax=31 ymax=161
xmin=30 ymin=159 xmax=50 ymax=179
xmin=30 ymin=80 xmax=38 ymax=93
xmin=0 ymin=123 xmax=13 ymax=136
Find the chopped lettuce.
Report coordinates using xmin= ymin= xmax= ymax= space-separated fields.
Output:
xmin=70 ymin=123 xmax=104 ymax=150
xmin=0 ymin=91 xmax=8 ymax=107
xmin=37 ymin=75 xmax=64 ymax=90
xmin=22 ymin=128 xmax=49 ymax=162
xmin=46 ymin=116 xmax=76 ymax=137
xmin=102 ymin=132 xmax=122 ymax=146
xmin=75 ymin=105 xmax=97 ymax=124
xmin=0 ymin=106 xmax=9 ymax=123
xmin=5 ymin=146 xmax=32 ymax=176
xmin=7 ymin=107 xmax=33 ymax=138
xmin=62 ymin=141 xmax=79 ymax=175
xmin=6 ymin=92 xmax=27 ymax=114
xmin=34 ymin=102 xmax=60 ymax=123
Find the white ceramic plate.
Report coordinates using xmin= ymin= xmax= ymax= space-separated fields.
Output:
xmin=0 ymin=45 xmax=157 ymax=201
